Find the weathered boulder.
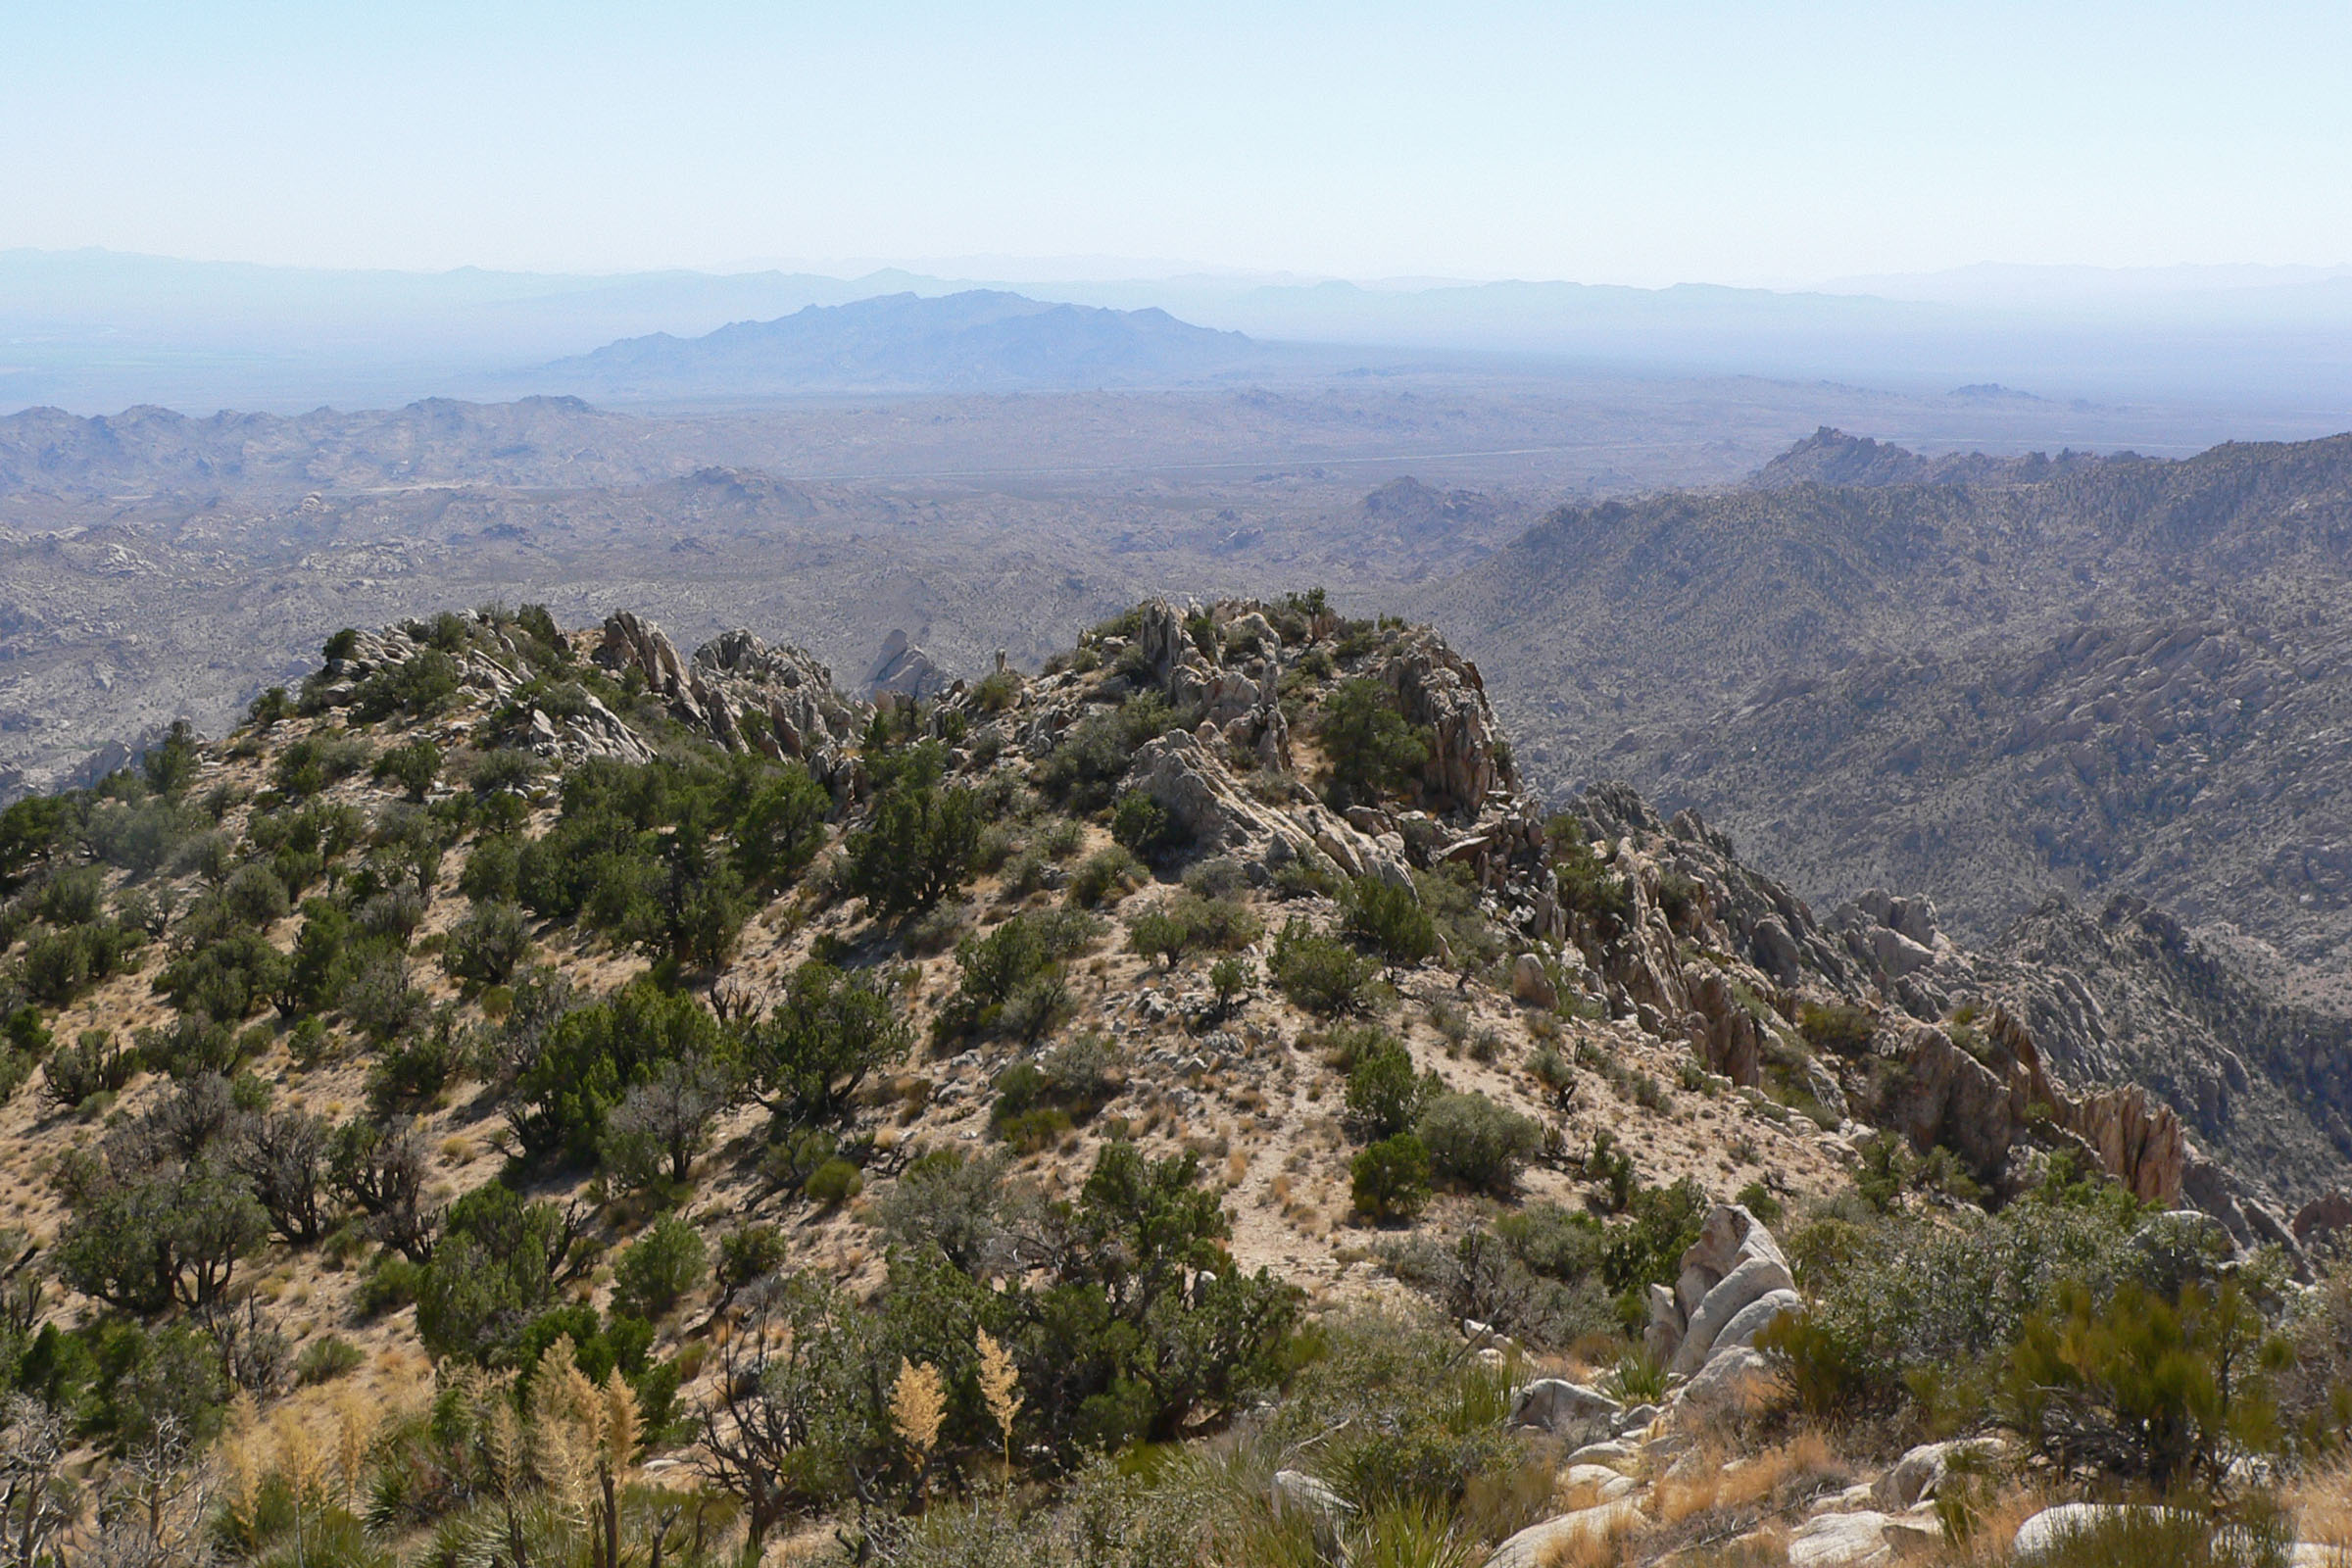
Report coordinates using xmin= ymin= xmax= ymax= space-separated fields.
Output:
xmin=1482 ymin=1499 xmax=1644 ymax=1568
xmin=1676 ymin=1346 xmax=1774 ymax=1414
xmin=1690 ymin=966 xmax=1765 ymax=1087
xmin=2294 ymin=1188 xmax=2352 ymax=1250
xmin=1710 ymin=1289 xmax=1803 ymax=1355
xmin=2010 ymin=1503 xmax=2171 ymax=1559
xmin=1125 ymin=730 xmax=1308 ymax=859
xmin=1787 ymin=1510 xmax=1897 ymax=1568
xmin=1558 ymin=1463 xmax=1640 ymax=1502
xmin=1507 ymin=1379 xmax=1620 ymax=1444
xmin=1651 ymin=1203 xmax=1791 ymax=1371
xmin=1863 ymin=1019 xmax=2022 ymax=1184
xmin=1565 ymin=1440 xmax=1638 ymax=1468
xmin=1136 ymin=599 xmax=1192 ymax=689
xmin=1510 ymin=953 xmax=1558 ymax=1008
xmin=1870 ymin=1437 xmax=2005 ymax=1510
xmin=866 ymin=628 xmax=951 ymax=701
xmin=1750 ymin=915 xmax=1805 ymax=986
xmin=1669 ymin=1255 xmax=1797 ymax=1376
xmin=596 ymin=611 xmax=701 ymax=720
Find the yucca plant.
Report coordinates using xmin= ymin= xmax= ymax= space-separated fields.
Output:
xmin=1348 ymin=1498 xmax=1479 ymax=1568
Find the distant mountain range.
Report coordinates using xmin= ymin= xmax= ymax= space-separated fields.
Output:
xmin=1418 ymin=428 xmax=2352 ymax=1014
xmin=527 ymin=289 xmax=1262 ymax=397
xmin=14 ymin=248 xmax=2352 ymax=416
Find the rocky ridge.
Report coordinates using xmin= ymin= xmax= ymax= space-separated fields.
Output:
xmin=3 ymin=594 xmax=2346 ymax=1568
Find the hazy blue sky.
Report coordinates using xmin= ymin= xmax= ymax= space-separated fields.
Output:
xmin=6 ymin=1 xmax=2349 ymax=286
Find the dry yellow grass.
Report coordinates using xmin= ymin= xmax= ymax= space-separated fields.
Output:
xmin=2293 ymin=1461 xmax=2352 ymax=1556
xmin=1650 ymin=1430 xmax=1845 ymax=1531
xmin=1535 ymin=1505 xmax=1645 ymax=1568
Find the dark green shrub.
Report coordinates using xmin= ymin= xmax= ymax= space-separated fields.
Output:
xmin=935 ymin=910 xmax=1099 ymax=1044
xmin=1270 ymin=916 xmax=1380 ymax=1015
xmin=1798 ymin=1002 xmax=1877 ymax=1055
xmin=1110 ymin=790 xmax=1188 ymax=861
xmin=221 ymin=863 xmax=291 ymax=928
xmin=339 ymin=951 xmax=424 ymax=1041
xmin=1209 ymin=955 xmax=1254 ymax=1011
xmin=443 ymin=900 xmax=533 ymax=985
xmin=988 ymin=1039 xmax=1121 ymax=1148
xmin=1067 ymin=845 xmax=1144 ymax=907
xmin=802 ymin=1156 xmax=864 ymax=1206
xmin=508 ymin=980 xmax=724 ymax=1166
xmin=1735 ymin=1180 xmax=1786 ymax=1226
xmin=1352 ymin=1134 xmax=1432 ymax=1222
xmin=56 ymin=1161 xmax=270 ymax=1313
xmin=372 ymin=739 xmax=442 ymax=802
xmin=271 ymin=734 xmax=372 ymax=798
xmin=161 ymin=925 xmax=287 ymax=1021
xmin=295 ymin=1335 xmax=365 ymax=1384
xmin=134 ymin=1013 xmax=242 ymax=1079
xmin=2002 ymin=1276 xmax=2289 ymax=1490
xmin=1033 ymin=697 xmax=1177 ymax=813
xmin=1415 ymin=1092 xmax=1541 ymax=1197
xmin=1599 ymin=1177 xmax=1708 ymax=1297
xmin=1318 ymin=679 xmax=1430 ymax=808
xmin=414 ymin=1182 xmax=589 ymax=1363
xmin=1342 ymin=875 xmax=1438 ymax=967
xmin=366 ymin=1017 xmax=464 ymax=1110
xmin=459 ymin=834 xmax=522 ymax=903
xmin=714 ymin=1223 xmax=789 ymax=1309
xmin=1545 ymin=826 xmax=1633 ymax=935
xmin=843 ymin=781 xmax=981 ymax=918
xmin=601 ymin=1055 xmax=730 ymax=1193
xmin=612 ymin=1213 xmax=708 ymax=1319
xmin=21 ymin=921 xmax=143 ymax=1004
xmin=1345 ymin=1038 xmax=1427 ymax=1140
xmin=739 ymin=959 xmax=907 ymax=1125
xmin=734 ymin=764 xmax=830 ymax=888
xmin=44 ymin=1027 xmax=132 ymax=1110
xmin=349 ymin=650 xmax=461 ymax=721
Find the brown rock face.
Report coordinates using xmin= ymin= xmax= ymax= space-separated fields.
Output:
xmin=1378 ymin=630 xmax=1515 ymax=817
xmin=2293 ymin=1189 xmax=2352 ymax=1250
xmin=1689 ymin=967 xmax=1763 ymax=1087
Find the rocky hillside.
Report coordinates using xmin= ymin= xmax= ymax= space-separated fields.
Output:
xmin=0 ymin=597 xmax=2344 ymax=1567
xmin=1420 ymin=427 xmax=2352 ymax=1014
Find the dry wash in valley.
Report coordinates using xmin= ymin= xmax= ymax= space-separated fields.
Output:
xmin=0 ymin=591 xmax=2346 ymax=1568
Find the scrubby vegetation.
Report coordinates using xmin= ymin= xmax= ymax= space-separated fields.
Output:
xmin=0 ymin=598 xmax=2344 ymax=1568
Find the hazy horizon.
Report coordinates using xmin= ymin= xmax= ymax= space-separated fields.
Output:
xmin=9 ymin=3 xmax=2352 ymax=284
